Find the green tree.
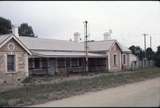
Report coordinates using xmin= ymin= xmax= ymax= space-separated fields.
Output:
xmin=0 ymin=17 xmax=12 ymax=34
xmin=146 ymin=47 xmax=155 ymax=61
xmin=129 ymin=45 xmax=136 ymax=55
xmin=129 ymin=45 xmax=144 ymax=61
xmin=18 ymin=23 xmax=35 ymax=37
xmin=154 ymin=46 xmax=160 ymax=67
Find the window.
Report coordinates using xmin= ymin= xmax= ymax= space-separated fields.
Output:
xmin=29 ymin=58 xmax=34 ymax=69
xmin=71 ymin=58 xmax=80 ymax=67
xmin=34 ymin=58 xmax=40 ymax=69
xmin=113 ymin=55 xmax=117 ymax=66
xmin=57 ymin=58 xmax=65 ymax=68
xmin=7 ymin=55 xmax=15 ymax=72
xmin=66 ymin=58 xmax=70 ymax=67
xmin=123 ymin=55 xmax=126 ymax=64
xmin=41 ymin=58 xmax=48 ymax=69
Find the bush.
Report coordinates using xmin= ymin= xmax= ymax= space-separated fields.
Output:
xmin=22 ymin=77 xmax=32 ymax=84
xmin=0 ymin=98 xmax=8 ymax=107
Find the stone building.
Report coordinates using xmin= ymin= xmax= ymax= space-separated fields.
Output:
xmin=0 ymin=29 xmax=136 ymax=84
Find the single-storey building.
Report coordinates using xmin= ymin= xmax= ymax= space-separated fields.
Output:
xmin=0 ymin=28 xmax=136 ymax=84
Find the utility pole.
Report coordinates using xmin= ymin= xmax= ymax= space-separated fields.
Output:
xmin=143 ymin=33 xmax=148 ymax=67
xmin=150 ymin=35 xmax=152 ymax=48
xmin=84 ymin=20 xmax=88 ymax=73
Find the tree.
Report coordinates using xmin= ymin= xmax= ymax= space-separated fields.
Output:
xmin=154 ymin=46 xmax=160 ymax=67
xmin=0 ymin=17 xmax=12 ymax=34
xmin=129 ymin=45 xmax=144 ymax=61
xmin=129 ymin=45 xmax=136 ymax=55
xmin=18 ymin=23 xmax=35 ymax=37
xmin=146 ymin=47 xmax=155 ymax=61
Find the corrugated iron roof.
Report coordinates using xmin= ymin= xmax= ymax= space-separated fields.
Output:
xmin=0 ymin=34 xmax=131 ymax=55
xmin=0 ymin=34 xmax=11 ymax=45
xmin=31 ymin=50 xmax=106 ymax=58
xmin=87 ymin=40 xmax=115 ymax=51
xmin=19 ymin=36 xmax=131 ymax=52
xmin=19 ymin=36 xmax=84 ymax=51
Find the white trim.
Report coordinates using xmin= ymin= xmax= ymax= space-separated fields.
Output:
xmin=12 ymin=36 xmax=32 ymax=55
xmin=108 ymin=40 xmax=123 ymax=53
xmin=0 ymin=36 xmax=12 ymax=49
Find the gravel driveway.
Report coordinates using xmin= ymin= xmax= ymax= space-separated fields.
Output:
xmin=31 ymin=77 xmax=160 ymax=107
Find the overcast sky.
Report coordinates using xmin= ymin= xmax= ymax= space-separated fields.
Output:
xmin=0 ymin=1 xmax=160 ymax=51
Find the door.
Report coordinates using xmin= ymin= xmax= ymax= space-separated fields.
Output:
xmin=48 ymin=58 xmax=56 ymax=75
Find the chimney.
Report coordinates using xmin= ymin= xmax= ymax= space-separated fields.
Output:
xmin=73 ymin=32 xmax=80 ymax=42
xmin=12 ymin=25 xmax=19 ymax=37
xmin=103 ymin=32 xmax=110 ymax=40
xmin=103 ymin=30 xmax=112 ymax=40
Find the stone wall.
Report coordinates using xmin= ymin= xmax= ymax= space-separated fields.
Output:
xmin=121 ymin=53 xmax=130 ymax=71
xmin=0 ymin=39 xmax=29 ymax=85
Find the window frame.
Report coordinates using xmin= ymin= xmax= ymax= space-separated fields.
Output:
xmin=123 ymin=54 xmax=126 ymax=64
xmin=7 ymin=55 xmax=16 ymax=73
xmin=113 ymin=54 xmax=117 ymax=66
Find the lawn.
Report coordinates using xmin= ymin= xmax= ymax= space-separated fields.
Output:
xmin=0 ymin=67 xmax=160 ymax=106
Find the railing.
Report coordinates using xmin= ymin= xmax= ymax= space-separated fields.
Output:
xmin=29 ymin=68 xmax=48 ymax=75
xmin=29 ymin=66 xmax=107 ymax=76
xmin=89 ymin=66 xmax=106 ymax=72
xmin=57 ymin=66 xmax=106 ymax=73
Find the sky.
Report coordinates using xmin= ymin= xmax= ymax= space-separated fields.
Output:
xmin=0 ymin=1 xmax=160 ymax=51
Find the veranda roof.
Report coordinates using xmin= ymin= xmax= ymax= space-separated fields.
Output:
xmin=30 ymin=50 xmax=106 ymax=58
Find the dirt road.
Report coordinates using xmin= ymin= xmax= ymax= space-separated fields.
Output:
xmin=31 ymin=77 xmax=160 ymax=107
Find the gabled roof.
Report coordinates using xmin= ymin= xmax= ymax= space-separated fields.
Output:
xmin=0 ymin=34 xmax=131 ymax=54
xmin=0 ymin=34 xmax=11 ymax=46
xmin=86 ymin=40 xmax=116 ymax=51
xmin=19 ymin=36 xmax=131 ymax=53
xmin=0 ymin=34 xmax=32 ymax=55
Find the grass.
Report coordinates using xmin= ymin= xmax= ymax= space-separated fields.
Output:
xmin=0 ymin=67 xmax=160 ymax=107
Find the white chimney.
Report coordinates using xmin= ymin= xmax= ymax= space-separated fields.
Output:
xmin=74 ymin=32 xmax=80 ymax=42
xmin=103 ymin=30 xmax=112 ymax=40
xmin=104 ymin=32 xmax=110 ymax=40
xmin=12 ymin=25 xmax=19 ymax=37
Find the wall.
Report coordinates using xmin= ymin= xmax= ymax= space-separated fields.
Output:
xmin=108 ymin=43 xmax=122 ymax=72
xmin=0 ymin=39 xmax=29 ymax=85
xmin=121 ymin=53 xmax=130 ymax=70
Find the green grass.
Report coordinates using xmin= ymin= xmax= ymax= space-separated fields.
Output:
xmin=0 ymin=67 xmax=160 ymax=107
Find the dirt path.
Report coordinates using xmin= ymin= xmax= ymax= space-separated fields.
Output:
xmin=31 ymin=77 xmax=160 ymax=107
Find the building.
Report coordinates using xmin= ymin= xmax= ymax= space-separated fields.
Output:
xmin=0 ymin=28 xmax=134 ymax=84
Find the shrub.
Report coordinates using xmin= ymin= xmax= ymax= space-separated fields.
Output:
xmin=0 ymin=98 xmax=8 ymax=107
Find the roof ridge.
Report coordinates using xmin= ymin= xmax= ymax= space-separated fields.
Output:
xmin=88 ymin=39 xmax=116 ymax=42
xmin=20 ymin=36 xmax=77 ymax=43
